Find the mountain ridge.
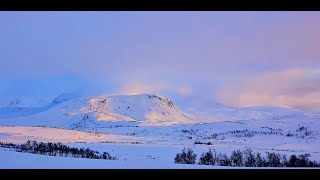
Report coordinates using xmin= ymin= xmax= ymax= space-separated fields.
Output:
xmin=0 ymin=93 xmax=193 ymax=127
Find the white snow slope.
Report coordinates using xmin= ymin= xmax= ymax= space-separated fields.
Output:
xmin=0 ymin=93 xmax=320 ymax=168
xmin=0 ymin=94 xmax=193 ymax=128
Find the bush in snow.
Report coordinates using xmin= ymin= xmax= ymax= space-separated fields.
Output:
xmin=265 ymin=152 xmax=283 ymax=167
xmin=230 ymin=149 xmax=244 ymax=166
xmin=216 ymin=153 xmax=231 ymax=166
xmin=255 ymin=152 xmax=266 ymax=167
xmin=174 ymin=148 xmax=320 ymax=167
xmin=296 ymin=154 xmax=311 ymax=167
xmin=174 ymin=148 xmax=197 ymax=164
xmin=198 ymin=149 xmax=216 ymax=165
xmin=243 ymin=148 xmax=256 ymax=167
xmin=0 ymin=140 xmax=116 ymax=160
xmin=287 ymin=154 xmax=320 ymax=167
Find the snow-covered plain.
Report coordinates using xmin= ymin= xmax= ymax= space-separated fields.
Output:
xmin=0 ymin=126 xmax=145 ymax=144
xmin=0 ymin=94 xmax=320 ymax=168
xmin=0 ymin=148 xmax=237 ymax=169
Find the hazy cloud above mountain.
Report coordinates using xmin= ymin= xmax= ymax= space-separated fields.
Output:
xmin=1 ymin=12 xmax=320 ymax=111
xmin=116 ymin=81 xmax=194 ymax=97
xmin=217 ymin=68 xmax=320 ymax=112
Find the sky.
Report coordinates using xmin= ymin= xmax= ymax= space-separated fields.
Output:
xmin=0 ymin=11 xmax=320 ymax=112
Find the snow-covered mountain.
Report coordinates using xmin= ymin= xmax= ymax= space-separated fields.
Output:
xmin=0 ymin=97 xmax=49 ymax=119
xmin=6 ymin=98 xmax=28 ymax=107
xmin=86 ymin=94 xmax=193 ymax=125
xmin=0 ymin=94 xmax=193 ymax=128
xmin=0 ymin=92 xmax=316 ymax=130
xmin=0 ymin=94 xmax=77 ymax=120
xmin=52 ymin=93 xmax=78 ymax=105
xmin=0 ymin=92 xmax=314 ymax=127
xmin=1 ymin=93 xmax=320 ymax=167
xmin=184 ymin=101 xmax=306 ymax=122
xmin=4 ymin=97 xmax=52 ymax=108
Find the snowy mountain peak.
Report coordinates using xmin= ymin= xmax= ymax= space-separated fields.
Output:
xmin=84 ymin=94 xmax=193 ymax=125
xmin=7 ymin=98 xmax=27 ymax=107
xmin=0 ymin=93 xmax=193 ymax=126
xmin=52 ymin=93 xmax=77 ymax=105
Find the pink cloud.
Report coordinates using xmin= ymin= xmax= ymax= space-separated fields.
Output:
xmin=176 ymin=86 xmax=193 ymax=96
xmin=117 ymin=82 xmax=168 ymax=95
xmin=217 ymin=68 xmax=320 ymax=112
xmin=116 ymin=82 xmax=194 ymax=97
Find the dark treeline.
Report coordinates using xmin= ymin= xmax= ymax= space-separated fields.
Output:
xmin=0 ymin=140 xmax=116 ymax=160
xmin=206 ymin=126 xmax=316 ymax=140
xmin=175 ymin=148 xmax=320 ymax=167
xmin=208 ymin=129 xmax=284 ymax=139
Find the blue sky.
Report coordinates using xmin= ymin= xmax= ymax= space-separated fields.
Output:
xmin=1 ymin=12 xmax=320 ymax=111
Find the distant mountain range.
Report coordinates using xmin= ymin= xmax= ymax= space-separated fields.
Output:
xmin=0 ymin=93 xmax=313 ymax=128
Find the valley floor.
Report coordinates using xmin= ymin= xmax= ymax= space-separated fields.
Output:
xmin=0 ymin=148 xmax=219 ymax=169
xmin=1 ymin=124 xmax=320 ymax=168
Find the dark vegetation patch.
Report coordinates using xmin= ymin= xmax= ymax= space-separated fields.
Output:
xmin=175 ymin=148 xmax=320 ymax=167
xmin=0 ymin=140 xmax=116 ymax=160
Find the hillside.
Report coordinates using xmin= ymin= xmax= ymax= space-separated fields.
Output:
xmin=0 ymin=94 xmax=193 ymax=128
